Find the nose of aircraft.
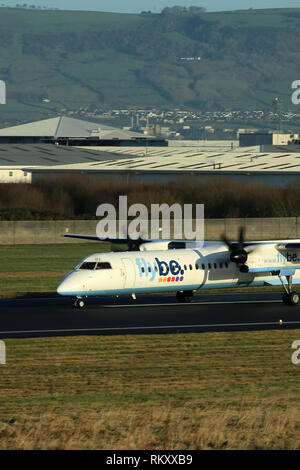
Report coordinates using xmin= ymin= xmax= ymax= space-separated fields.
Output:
xmin=57 ymin=274 xmax=80 ymax=296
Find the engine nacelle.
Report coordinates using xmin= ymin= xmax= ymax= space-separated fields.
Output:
xmin=139 ymin=241 xmax=171 ymax=251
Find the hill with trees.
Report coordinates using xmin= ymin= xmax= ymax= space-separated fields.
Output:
xmin=0 ymin=6 xmax=300 ymax=124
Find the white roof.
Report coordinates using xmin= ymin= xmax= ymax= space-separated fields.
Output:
xmin=23 ymin=146 xmax=300 ymax=174
xmin=0 ymin=144 xmax=133 ymax=169
xmin=0 ymin=116 xmax=146 ymax=139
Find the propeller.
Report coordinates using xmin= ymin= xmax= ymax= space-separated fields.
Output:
xmin=127 ymin=237 xmax=144 ymax=251
xmin=222 ymin=227 xmax=251 ymax=272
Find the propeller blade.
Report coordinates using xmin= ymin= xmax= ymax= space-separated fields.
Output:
xmin=221 ymin=226 xmax=249 ymax=267
xmin=221 ymin=233 xmax=231 ymax=249
xmin=238 ymin=227 xmax=245 ymax=250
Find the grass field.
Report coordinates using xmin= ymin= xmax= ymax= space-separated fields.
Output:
xmin=0 ymin=330 xmax=299 ymax=449
xmin=0 ymin=243 xmax=110 ymax=298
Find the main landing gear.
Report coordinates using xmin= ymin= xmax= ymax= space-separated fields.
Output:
xmin=279 ymin=274 xmax=299 ymax=306
xmin=73 ymin=298 xmax=85 ymax=308
xmin=176 ymin=290 xmax=193 ymax=303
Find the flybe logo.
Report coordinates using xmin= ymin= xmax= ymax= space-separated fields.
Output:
xmin=136 ymin=257 xmax=184 ymax=283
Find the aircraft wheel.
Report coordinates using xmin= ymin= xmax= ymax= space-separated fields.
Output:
xmin=183 ymin=294 xmax=193 ymax=303
xmin=73 ymin=299 xmax=85 ymax=308
xmin=176 ymin=291 xmax=193 ymax=303
xmin=283 ymin=292 xmax=299 ymax=306
xmin=289 ymin=292 xmax=299 ymax=306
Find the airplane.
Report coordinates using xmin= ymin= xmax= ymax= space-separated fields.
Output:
xmin=56 ymin=228 xmax=300 ymax=308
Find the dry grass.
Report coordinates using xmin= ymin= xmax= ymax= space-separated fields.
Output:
xmin=0 ymin=330 xmax=299 ymax=449
xmin=0 ymin=405 xmax=299 ymax=450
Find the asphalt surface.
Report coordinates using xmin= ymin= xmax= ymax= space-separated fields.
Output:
xmin=1 ymin=292 xmax=300 ymax=339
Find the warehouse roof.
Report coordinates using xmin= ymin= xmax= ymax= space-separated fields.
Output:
xmin=0 ymin=144 xmax=133 ymax=168
xmin=20 ymin=145 xmax=300 ymax=175
xmin=0 ymin=116 xmax=146 ymax=139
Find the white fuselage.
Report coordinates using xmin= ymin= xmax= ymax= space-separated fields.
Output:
xmin=56 ymin=241 xmax=300 ymax=297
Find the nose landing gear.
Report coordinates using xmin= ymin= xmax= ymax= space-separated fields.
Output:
xmin=73 ymin=298 xmax=85 ymax=308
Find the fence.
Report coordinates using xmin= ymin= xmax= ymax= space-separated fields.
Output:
xmin=0 ymin=218 xmax=300 ymax=244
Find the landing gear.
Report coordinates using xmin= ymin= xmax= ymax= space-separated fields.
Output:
xmin=176 ymin=290 xmax=193 ymax=303
xmin=73 ymin=298 xmax=85 ymax=308
xmin=282 ymin=291 xmax=299 ymax=306
xmin=279 ymin=274 xmax=299 ymax=306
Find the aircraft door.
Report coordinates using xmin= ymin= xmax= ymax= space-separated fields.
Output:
xmin=121 ymin=258 xmax=136 ymax=289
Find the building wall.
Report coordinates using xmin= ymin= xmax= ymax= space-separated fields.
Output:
xmin=272 ymin=133 xmax=299 ymax=145
xmin=0 ymin=218 xmax=300 ymax=244
xmin=0 ymin=169 xmax=32 ymax=183
xmin=239 ymin=133 xmax=299 ymax=147
xmin=239 ymin=133 xmax=273 ymax=147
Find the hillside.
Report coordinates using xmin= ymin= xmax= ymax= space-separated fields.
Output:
xmin=1 ymin=7 xmax=300 ymax=124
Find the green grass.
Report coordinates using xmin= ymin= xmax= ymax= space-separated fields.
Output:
xmin=0 ymin=243 xmax=110 ymax=297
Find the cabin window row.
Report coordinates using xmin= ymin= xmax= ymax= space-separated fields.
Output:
xmin=140 ymin=261 xmax=229 ymax=274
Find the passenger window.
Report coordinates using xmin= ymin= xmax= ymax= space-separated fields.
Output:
xmin=189 ymin=264 xmax=192 ymax=270
xmin=208 ymin=263 xmax=211 ymax=269
xmin=219 ymin=262 xmax=223 ymax=268
xmin=195 ymin=264 xmax=198 ymax=270
xmin=202 ymin=264 xmax=205 ymax=270
xmin=148 ymin=266 xmax=152 ymax=273
xmin=184 ymin=265 xmax=187 ymax=270
xmin=142 ymin=267 xmax=145 ymax=273
xmin=225 ymin=262 xmax=228 ymax=268
xmin=214 ymin=263 xmax=217 ymax=269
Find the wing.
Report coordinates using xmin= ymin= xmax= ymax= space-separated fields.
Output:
xmin=63 ymin=233 xmax=130 ymax=243
xmin=62 ymin=233 xmax=206 ymax=251
xmin=277 ymin=243 xmax=300 ymax=249
xmin=245 ymin=242 xmax=300 ymax=275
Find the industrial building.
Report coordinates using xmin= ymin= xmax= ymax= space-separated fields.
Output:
xmin=0 ymin=143 xmax=299 ymax=186
xmin=239 ymin=132 xmax=299 ymax=147
xmin=0 ymin=116 xmax=166 ymax=146
xmin=0 ymin=116 xmax=300 ymax=187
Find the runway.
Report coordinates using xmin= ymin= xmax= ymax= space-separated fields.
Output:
xmin=1 ymin=292 xmax=300 ymax=338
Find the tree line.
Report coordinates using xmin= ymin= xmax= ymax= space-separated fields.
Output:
xmin=0 ymin=176 xmax=300 ymax=220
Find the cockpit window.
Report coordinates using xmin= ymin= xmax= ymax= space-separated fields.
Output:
xmin=79 ymin=262 xmax=97 ymax=270
xmin=96 ymin=262 xmax=112 ymax=270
